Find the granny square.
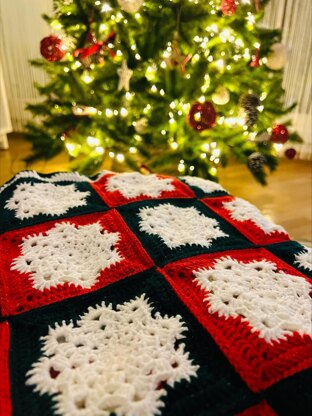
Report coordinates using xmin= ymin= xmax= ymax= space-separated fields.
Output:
xmin=202 ymin=195 xmax=290 ymax=245
xmin=0 ymin=171 xmax=108 ymax=233
xmin=118 ymin=199 xmax=253 ymax=266
xmin=90 ymin=172 xmax=195 ymax=207
xmin=3 ymin=269 xmax=310 ymax=416
xmin=179 ymin=175 xmax=229 ymax=198
xmin=265 ymin=241 xmax=312 ymax=279
xmin=160 ymin=247 xmax=312 ymax=392
xmin=0 ymin=210 xmax=153 ymax=317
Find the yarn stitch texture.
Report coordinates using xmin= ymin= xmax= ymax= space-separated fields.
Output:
xmin=0 ymin=170 xmax=311 ymax=416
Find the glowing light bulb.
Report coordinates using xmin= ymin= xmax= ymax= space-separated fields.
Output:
xmin=87 ymin=136 xmax=100 ymax=146
xmin=120 ymin=107 xmax=128 ymax=117
xmin=116 ymin=153 xmax=125 ymax=162
xmin=102 ymin=3 xmax=112 ymax=12
xmin=105 ymin=108 xmax=113 ymax=118
xmin=82 ymin=73 xmax=93 ymax=84
xmin=95 ymin=146 xmax=104 ymax=155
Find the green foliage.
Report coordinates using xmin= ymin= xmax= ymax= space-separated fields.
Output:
xmin=25 ymin=0 xmax=301 ymax=183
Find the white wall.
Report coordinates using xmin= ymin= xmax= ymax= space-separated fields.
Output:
xmin=0 ymin=0 xmax=52 ymax=131
xmin=0 ymin=0 xmax=311 ymax=157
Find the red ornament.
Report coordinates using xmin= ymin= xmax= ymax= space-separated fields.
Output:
xmin=73 ymin=31 xmax=116 ymax=64
xmin=284 ymin=148 xmax=296 ymax=159
xmin=188 ymin=101 xmax=217 ymax=131
xmin=271 ymin=124 xmax=289 ymax=143
xmin=221 ymin=0 xmax=237 ymax=16
xmin=40 ymin=35 xmax=65 ymax=62
xmin=249 ymin=49 xmax=261 ymax=68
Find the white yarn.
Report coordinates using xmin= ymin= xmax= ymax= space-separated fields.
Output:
xmin=5 ymin=182 xmax=90 ymax=219
xmin=106 ymin=173 xmax=175 ymax=199
xmin=193 ymin=257 xmax=312 ymax=343
xmin=181 ymin=176 xmax=226 ymax=194
xmin=11 ymin=222 xmax=123 ymax=290
xmin=26 ymin=295 xmax=198 ymax=416
xmin=138 ymin=203 xmax=228 ymax=249
xmin=294 ymin=248 xmax=312 ymax=271
xmin=0 ymin=171 xmax=90 ymax=194
xmin=223 ymin=198 xmax=286 ymax=234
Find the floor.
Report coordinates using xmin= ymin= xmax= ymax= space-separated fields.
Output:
xmin=0 ymin=133 xmax=311 ymax=243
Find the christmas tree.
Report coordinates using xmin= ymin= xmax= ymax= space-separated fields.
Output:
xmin=25 ymin=0 xmax=301 ymax=184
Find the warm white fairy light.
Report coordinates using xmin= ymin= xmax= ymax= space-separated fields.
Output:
xmin=161 ymin=130 xmax=166 ymax=135
xmin=105 ymin=108 xmax=113 ymax=118
xmin=169 ymin=101 xmax=176 ymax=109
xmin=273 ymin=143 xmax=283 ymax=152
xmin=212 ymin=148 xmax=221 ymax=157
xmin=109 ymin=151 xmax=115 ymax=158
xmin=135 ymin=53 xmax=141 ymax=60
xmin=235 ymin=38 xmax=244 ymax=48
xmin=200 ymin=153 xmax=207 ymax=159
xmin=202 ymin=143 xmax=210 ymax=151
xmin=87 ymin=136 xmax=100 ymax=147
xmin=99 ymin=23 xmax=107 ymax=32
xmin=151 ymin=85 xmax=157 ymax=93
xmin=95 ymin=146 xmax=104 ymax=155
xmin=81 ymin=73 xmax=93 ymax=84
xmin=247 ymin=12 xmax=256 ymax=25
xmin=220 ymin=29 xmax=231 ymax=42
xmin=178 ymin=160 xmax=185 ymax=173
xmin=257 ymin=105 xmax=264 ymax=112
xmin=116 ymin=153 xmax=125 ymax=162
xmin=113 ymin=110 xmax=119 ymax=116
xmin=72 ymin=61 xmax=82 ymax=69
xmin=260 ymin=92 xmax=267 ymax=101
xmin=243 ymin=49 xmax=251 ymax=59
xmin=63 ymin=67 xmax=70 ymax=73
xmin=129 ymin=146 xmax=137 ymax=154
xmin=215 ymin=59 xmax=225 ymax=70
xmin=160 ymin=61 xmax=167 ymax=68
xmin=125 ymin=92 xmax=132 ymax=100
xmin=65 ymin=143 xmax=75 ymax=152
xmin=159 ymin=89 xmax=165 ymax=96
xmin=198 ymin=95 xmax=205 ymax=103
xmin=102 ymin=3 xmax=112 ymax=12
xmin=120 ymin=107 xmax=128 ymax=117
xmin=210 ymin=167 xmax=217 ymax=175
xmin=189 ymin=165 xmax=195 ymax=172
xmin=170 ymin=141 xmax=178 ymax=150
xmin=211 ymin=142 xmax=217 ymax=148
xmin=116 ymin=50 xmax=123 ymax=57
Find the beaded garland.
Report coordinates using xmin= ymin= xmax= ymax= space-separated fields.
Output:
xmin=0 ymin=170 xmax=311 ymax=416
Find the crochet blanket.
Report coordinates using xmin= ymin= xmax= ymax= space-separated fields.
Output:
xmin=0 ymin=170 xmax=311 ymax=416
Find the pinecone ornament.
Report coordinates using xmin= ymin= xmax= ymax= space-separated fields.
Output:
xmin=240 ymin=94 xmax=260 ymax=127
xmin=247 ymin=152 xmax=266 ymax=172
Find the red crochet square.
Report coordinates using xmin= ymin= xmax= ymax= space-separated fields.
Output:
xmin=236 ymin=400 xmax=277 ymax=416
xmin=160 ymin=248 xmax=312 ymax=392
xmin=0 ymin=211 xmax=154 ymax=317
xmin=0 ymin=322 xmax=11 ymax=416
xmin=202 ymin=196 xmax=289 ymax=245
xmin=91 ymin=172 xmax=195 ymax=207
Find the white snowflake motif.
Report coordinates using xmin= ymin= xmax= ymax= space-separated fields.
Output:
xmin=26 ymin=296 xmax=198 ymax=416
xmin=223 ymin=197 xmax=286 ymax=235
xmin=181 ymin=176 xmax=226 ymax=194
xmin=294 ymin=248 xmax=312 ymax=271
xmin=138 ymin=203 xmax=228 ymax=249
xmin=5 ymin=182 xmax=90 ymax=219
xmin=193 ymin=257 xmax=312 ymax=343
xmin=11 ymin=222 xmax=122 ymax=290
xmin=105 ymin=172 xmax=175 ymax=199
